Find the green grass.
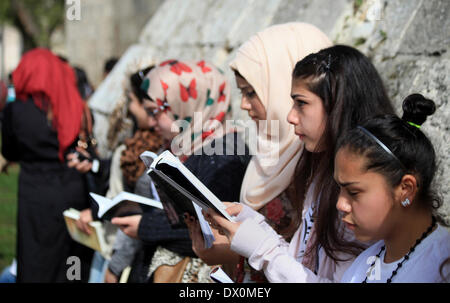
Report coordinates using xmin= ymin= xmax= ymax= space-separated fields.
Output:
xmin=0 ymin=132 xmax=19 ymax=272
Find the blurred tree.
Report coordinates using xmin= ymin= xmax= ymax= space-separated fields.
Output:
xmin=0 ymin=0 xmax=65 ymax=51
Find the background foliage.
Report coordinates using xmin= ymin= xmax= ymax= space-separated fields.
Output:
xmin=0 ymin=0 xmax=65 ymax=51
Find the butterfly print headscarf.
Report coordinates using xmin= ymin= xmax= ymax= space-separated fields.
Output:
xmin=145 ymin=60 xmax=233 ymax=157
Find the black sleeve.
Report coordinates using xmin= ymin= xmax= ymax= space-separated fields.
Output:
xmin=183 ymin=132 xmax=251 ymax=202
xmin=136 ymin=133 xmax=250 ymax=257
xmin=1 ymin=103 xmax=20 ymax=161
xmin=137 ymin=209 xmax=195 ymax=257
xmin=92 ymin=158 xmax=112 ymax=195
xmin=135 ymin=173 xmax=195 ymax=256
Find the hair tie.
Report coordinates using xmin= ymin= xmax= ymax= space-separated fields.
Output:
xmin=407 ymin=121 xmax=421 ymax=129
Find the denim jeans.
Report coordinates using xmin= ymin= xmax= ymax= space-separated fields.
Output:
xmin=88 ymin=252 xmax=109 ymax=283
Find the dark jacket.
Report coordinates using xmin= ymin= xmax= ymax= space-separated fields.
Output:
xmin=137 ymin=132 xmax=251 ymax=256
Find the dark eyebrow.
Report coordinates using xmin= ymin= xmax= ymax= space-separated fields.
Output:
xmin=291 ymin=94 xmax=308 ymax=99
xmin=334 ymin=173 xmax=359 ymax=187
xmin=238 ymin=85 xmax=252 ymax=90
xmin=336 ymin=181 xmax=359 ymax=187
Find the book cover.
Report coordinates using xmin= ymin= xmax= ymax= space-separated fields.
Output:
xmin=141 ymin=150 xmax=235 ymax=229
xmin=63 ymin=208 xmax=113 ymax=258
xmin=89 ymin=191 xmax=163 ymax=221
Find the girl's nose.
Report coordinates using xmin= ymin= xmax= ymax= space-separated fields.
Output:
xmin=240 ymin=96 xmax=251 ymax=111
xmin=336 ymin=194 xmax=351 ymax=213
xmin=286 ymin=106 xmax=298 ymax=125
xmin=147 ymin=115 xmax=157 ymax=128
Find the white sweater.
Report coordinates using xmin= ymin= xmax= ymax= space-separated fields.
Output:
xmin=341 ymin=224 xmax=450 ymax=283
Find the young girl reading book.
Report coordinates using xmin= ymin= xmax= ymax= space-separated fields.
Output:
xmin=185 ymin=22 xmax=332 ymax=282
xmin=111 ymin=60 xmax=251 ymax=282
xmin=206 ymin=45 xmax=397 ymax=282
xmin=335 ymin=94 xmax=450 ymax=283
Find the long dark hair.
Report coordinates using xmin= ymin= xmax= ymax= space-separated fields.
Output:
xmin=288 ymin=45 xmax=395 ymax=262
xmin=336 ymin=94 xmax=442 ymax=215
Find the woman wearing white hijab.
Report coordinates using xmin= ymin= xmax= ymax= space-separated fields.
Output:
xmin=186 ymin=22 xmax=332 ymax=282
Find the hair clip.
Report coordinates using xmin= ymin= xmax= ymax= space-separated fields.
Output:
xmin=325 ymin=54 xmax=332 ymax=70
xmin=357 ymin=126 xmax=406 ymax=170
xmin=138 ymin=70 xmax=145 ymax=80
xmin=159 ymin=102 xmax=170 ymax=111
xmin=151 ymin=100 xmax=171 ymax=116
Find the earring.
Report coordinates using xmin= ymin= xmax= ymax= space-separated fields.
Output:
xmin=401 ymin=198 xmax=411 ymax=207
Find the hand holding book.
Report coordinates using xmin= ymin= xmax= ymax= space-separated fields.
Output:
xmin=203 ymin=203 xmax=243 ymax=242
xmin=184 ymin=214 xmax=209 ymax=253
xmin=63 ymin=208 xmax=115 ymax=259
xmin=141 ymin=150 xmax=236 ymax=229
xmin=75 ymin=208 xmax=94 ymax=235
xmin=185 ymin=211 xmax=241 ymax=264
xmin=110 ymin=215 xmax=142 ymax=239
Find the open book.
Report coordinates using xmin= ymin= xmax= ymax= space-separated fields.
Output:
xmin=63 ymin=208 xmax=115 ymax=259
xmin=89 ymin=191 xmax=163 ymax=221
xmin=141 ymin=150 xmax=235 ymax=229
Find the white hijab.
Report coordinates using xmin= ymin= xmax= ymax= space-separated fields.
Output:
xmin=230 ymin=22 xmax=332 ymax=210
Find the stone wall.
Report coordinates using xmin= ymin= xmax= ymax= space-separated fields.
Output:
xmin=88 ymin=0 xmax=449 ymax=222
xmin=332 ymin=0 xmax=450 ymax=223
xmin=65 ymin=0 xmax=163 ymax=87
xmin=0 ymin=25 xmax=22 ymax=79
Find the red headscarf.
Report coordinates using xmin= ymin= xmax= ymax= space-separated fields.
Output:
xmin=12 ymin=48 xmax=84 ymax=161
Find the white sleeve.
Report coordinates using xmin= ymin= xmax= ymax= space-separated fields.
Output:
xmin=105 ymin=145 xmax=126 ymax=199
xmin=230 ymin=217 xmax=335 ymax=283
xmin=234 ymin=203 xmax=266 ymax=222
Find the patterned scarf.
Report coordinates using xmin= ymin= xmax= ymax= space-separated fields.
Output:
xmin=144 ymin=60 xmax=234 ymax=159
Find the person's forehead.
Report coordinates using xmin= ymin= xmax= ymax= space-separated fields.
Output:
xmin=235 ymin=75 xmax=251 ymax=87
xmin=291 ymin=78 xmax=311 ymax=90
xmin=335 ymin=148 xmax=366 ymax=174
xmin=144 ymin=100 xmax=157 ymax=107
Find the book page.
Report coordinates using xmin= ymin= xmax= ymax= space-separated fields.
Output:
xmin=90 ymin=191 xmax=163 ymax=220
xmin=210 ymin=266 xmax=234 ymax=283
xmin=192 ymin=202 xmax=215 ymax=249
xmin=114 ymin=192 xmax=163 ymax=209
xmin=102 ymin=201 xmax=143 ymax=221
xmin=152 ymin=151 xmax=235 ymax=222
xmin=140 ymin=151 xmax=158 ymax=170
